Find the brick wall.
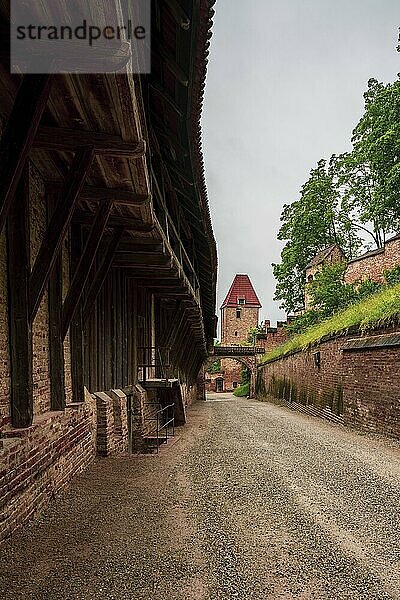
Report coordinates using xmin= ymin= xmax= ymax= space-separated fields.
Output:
xmin=257 ymin=322 xmax=288 ymax=353
xmin=345 ymin=235 xmax=400 ymax=284
xmin=257 ymin=327 xmax=400 ymax=438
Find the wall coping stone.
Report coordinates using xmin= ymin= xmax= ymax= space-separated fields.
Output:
xmin=342 ymin=332 xmax=400 ymax=352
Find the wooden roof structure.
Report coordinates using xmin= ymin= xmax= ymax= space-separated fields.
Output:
xmin=0 ymin=0 xmax=217 ymax=427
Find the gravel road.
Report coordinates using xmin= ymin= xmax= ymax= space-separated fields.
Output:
xmin=1 ymin=393 xmax=400 ymax=599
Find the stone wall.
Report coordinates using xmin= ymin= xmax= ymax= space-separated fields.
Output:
xmin=221 ymin=306 xmax=259 ymax=344
xmin=257 ymin=328 xmax=400 ymax=438
xmin=344 ymin=235 xmax=400 ymax=285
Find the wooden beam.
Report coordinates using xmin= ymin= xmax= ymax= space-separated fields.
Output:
xmin=69 ymin=224 xmax=84 ymax=403
xmin=72 ymin=211 xmax=154 ymax=232
xmin=80 ymin=186 xmax=149 ymax=206
xmin=62 ymin=198 xmax=113 ymax=339
xmin=149 ymin=80 xmax=184 ymax=118
xmin=113 ymin=253 xmax=171 ymax=267
xmin=7 ymin=170 xmax=33 ymax=428
xmin=47 ymin=188 xmax=66 ymax=411
xmin=82 ymin=227 xmax=124 ymax=323
xmin=153 ymin=41 xmax=189 ymax=86
xmin=164 ymin=0 xmax=190 ymax=29
xmin=0 ymin=75 xmax=52 ymax=235
xmin=29 ymin=147 xmax=95 ymax=323
xmin=34 ymin=126 xmax=145 ymax=158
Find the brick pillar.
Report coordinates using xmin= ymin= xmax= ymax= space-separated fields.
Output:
xmin=108 ymin=389 xmax=129 ymax=453
xmin=94 ymin=391 xmax=115 ymax=456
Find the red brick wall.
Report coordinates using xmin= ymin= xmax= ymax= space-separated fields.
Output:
xmin=345 ymin=236 xmax=400 ymax=284
xmin=257 ymin=328 xmax=400 ymax=437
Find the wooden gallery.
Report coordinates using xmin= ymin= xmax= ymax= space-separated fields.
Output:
xmin=0 ymin=0 xmax=217 ymax=541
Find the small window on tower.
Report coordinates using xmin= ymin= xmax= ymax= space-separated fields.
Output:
xmin=236 ymin=309 xmax=241 ymax=318
xmin=238 ymin=298 xmax=245 ymax=305
xmin=235 ymin=331 xmax=238 ymax=336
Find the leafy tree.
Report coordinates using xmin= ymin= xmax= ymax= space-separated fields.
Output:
xmin=273 ymin=77 xmax=400 ymax=312
xmin=351 ymin=78 xmax=400 ymax=237
xmin=247 ymin=325 xmax=263 ymax=345
xmin=307 ymin=263 xmax=356 ymax=315
xmin=273 ymin=160 xmax=360 ymax=312
xmin=208 ymin=359 xmax=221 ymax=374
xmin=241 ymin=367 xmax=251 ymax=384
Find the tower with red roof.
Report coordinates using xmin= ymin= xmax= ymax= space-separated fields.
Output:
xmin=221 ymin=274 xmax=261 ymax=345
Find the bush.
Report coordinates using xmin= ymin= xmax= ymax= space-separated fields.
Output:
xmin=233 ymin=382 xmax=250 ymax=397
xmin=385 ymin=265 xmax=400 ymax=286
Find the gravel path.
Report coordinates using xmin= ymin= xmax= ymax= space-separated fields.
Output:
xmin=1 ymin=393 xmax=400 ymax=599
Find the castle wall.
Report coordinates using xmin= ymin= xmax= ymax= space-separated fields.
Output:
xmin=257 ymin=327 xmax=400 ymax=438
xmin=344 ymin=235 xmax=400 ymax=284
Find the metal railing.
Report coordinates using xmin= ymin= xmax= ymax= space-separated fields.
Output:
xmin=212 ymin=346 xmax=265 ymax=356
xmin=144 ymin=402 xmax=175 ymax=453
xmin=138 ymin=346 xmax=171 ymax=383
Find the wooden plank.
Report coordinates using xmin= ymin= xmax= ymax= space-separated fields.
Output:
xmin=7 ymin=169 xmax=33 ymax=428
xmin=29 ymin=147 xmax=95 ymax=323
xmin=47 ymin=188 xmax=66 ymax=411
xmin=0 ymin=75 xmax=52 ymax=235
xmin=62 ymin=198 xmax=113 ymax=339
xmin=82 ymin=227 xmax=124 ymax=323
xmin=34 ymin=126 xmax=146 ymax=158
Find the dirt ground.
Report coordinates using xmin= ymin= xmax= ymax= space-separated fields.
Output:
xmin=1 ymin=393 xmax=400 ymax=599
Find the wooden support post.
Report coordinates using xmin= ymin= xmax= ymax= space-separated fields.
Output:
xmin=47 ymin=188 xmax=66 ymax=411
xmin=29 ymin=147 xmax=95 ymax=322
xmin=70 ymin=225 xmax=84 ymax=403
xmin=7 ymin=170 xmax=33 ymax=428
xmin=62 ymin=198 xmax=113 ymax=339
xmin=82 ymin=227 xmax=123 ymax=323
xmin=0 ymin=75 xmax=52 ymax=236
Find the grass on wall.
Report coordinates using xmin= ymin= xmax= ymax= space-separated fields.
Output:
xmin=262 ymin=283 xmax=400 ymax=364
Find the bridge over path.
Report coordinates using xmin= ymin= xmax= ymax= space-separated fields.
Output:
xmin=210 ymin=346 xmax=265 ymax=396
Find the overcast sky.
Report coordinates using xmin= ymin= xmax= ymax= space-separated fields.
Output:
xmin=201 ymin=0 xmax=400 ymax=332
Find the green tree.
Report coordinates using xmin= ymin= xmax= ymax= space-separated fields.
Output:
xmin=247 ymin=325 xmax=263 ymax=345
xmin=307 ymin=263 xmax=356 ymax=315
xmin=351 ymin=78 xmax=400 ymax=237
xmin=273 ymin=159 xmax=360 ymax=312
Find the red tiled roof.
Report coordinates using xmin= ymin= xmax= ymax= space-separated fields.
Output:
xmin=221 ymin=274 xmax=261 ymax=308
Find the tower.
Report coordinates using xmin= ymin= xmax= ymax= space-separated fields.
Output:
xmin=221 ymin=274 xmax=261 ymax=344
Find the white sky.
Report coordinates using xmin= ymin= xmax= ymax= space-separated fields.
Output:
xmin=201 ymin=0 xmax=400 ymax=332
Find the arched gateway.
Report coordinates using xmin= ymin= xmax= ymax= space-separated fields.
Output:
xmin=206 ymin=274 xmax=263 ymax=395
